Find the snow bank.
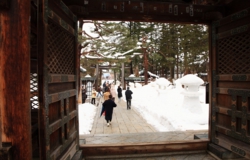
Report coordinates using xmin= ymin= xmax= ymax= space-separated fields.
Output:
xmin=78 ymin=103 xmax=97 ymax=134
xmin=124 ymin=78 xmax=208 ymax=131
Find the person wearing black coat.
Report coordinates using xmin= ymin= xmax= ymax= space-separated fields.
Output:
xmin=82 ymin=88 xmax=87 ymax=103
xmin=117 ymin=85 xmax=122 ymax=102
xmin=102 ymin=95 xmax=117 ymax=127
xmin=125 ymin=87 xmax=133 ymax=110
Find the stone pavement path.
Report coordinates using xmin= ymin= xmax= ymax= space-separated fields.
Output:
xmin=90 ymin=95 xmax=157 ymax=135
xmin=80 ymin=92 xmax=215 ymax=159
xmin=80 ymin=93 xmax=208 ymax=145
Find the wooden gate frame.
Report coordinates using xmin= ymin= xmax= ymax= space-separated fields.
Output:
xmin=0 ymin=0 xmax=32 ymax=159
xmin=37 ymin=0 xmax=80 ymax=159
xmin=210 ymin=8 xmax=250 ymax=158
xmin=1 ymin=0 xmax=250 ymax=159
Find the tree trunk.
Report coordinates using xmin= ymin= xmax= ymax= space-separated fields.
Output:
xmin=134 ymin=65 xmax=139 ymax=77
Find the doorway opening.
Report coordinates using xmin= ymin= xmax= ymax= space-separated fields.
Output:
xmin=78 ymin=20 xmax=210 ymax=145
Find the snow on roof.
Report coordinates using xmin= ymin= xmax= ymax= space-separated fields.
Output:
xmin=155 ymin=78 xmax=171 ymax=86
xmin=198 ymin=73 xmax=208 ymax=76
xmin=179 ymin=74 xmax=204 ymax=85
xmin=80 ymin=66 xmax=86 ymax=73
xmin=84 ymin=47 xmax=141 ymax=60
xmin=139 ymin=69 xmax=144 ymax=75
xmin=85 ymin=55 xmax=103 ymax=59
xmin=85 ymin=74 xmax=91 ymax=77
xmin=148 ymin=71 xmax=159 ymax=78
xmin=120 ymin=46 xmax=141 ymax=56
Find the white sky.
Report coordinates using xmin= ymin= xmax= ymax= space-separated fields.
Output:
xmin=78 ymin=76 xmax=208 ymax=134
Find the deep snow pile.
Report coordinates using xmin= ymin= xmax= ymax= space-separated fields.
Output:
xmin=78 ymin=103 xmax=97 ymax=134
xmin=120 ymin=78 xmax=208 ymax=131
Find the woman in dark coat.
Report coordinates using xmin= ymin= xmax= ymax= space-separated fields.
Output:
xmin=117 ymin=85 xmax=122 ymax=102
xmin=82 ymin=89 xmax=87 ymax=103
xmin=102 ymin=95 xmax=117 ymax=127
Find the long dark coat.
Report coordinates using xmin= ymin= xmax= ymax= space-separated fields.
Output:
xmin=125 ymin=89 xmax=133 ymax=100
xmin=117 ymin=86 xmax=122 ymax=98
xmin=82 ymin=90 xmax=87 ymax=103
xmin=102 ymin=99 xmax=117 ymax=121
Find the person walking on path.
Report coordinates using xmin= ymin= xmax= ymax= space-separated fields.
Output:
xmin=110 ymin=83 xmax=116 ymax=101
xmin=96 ymin=86 xmax=103 ymax=96
xmin=117 ymin=85 xmax=123 ymax=102
xmin=102 ymin=95 xmax=117 ymax=127
xmin=82 ymin=88 xmax=87 ymax=104
xmin=100 ymin=87 xmax=112 ymax=117
xmin=91 ymin=88 xmax=97 ymax=105
xmin=100 ymin=87 xmax=111 ymax=116
xmin=102 ymin=81 xmax=107 ymax=93
xmin=103 ymin=87 xmax=111 ymax=101
xmin=125 ymin=87 xmax=133 ymax=110
xmin=96 ymin=86 xmax=103 ymax=106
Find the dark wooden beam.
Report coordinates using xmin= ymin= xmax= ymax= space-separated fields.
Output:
xmin=64 ymin=0 xmax=223 ymax=23
xmin=0 ymin=0 xmax=32 ymax=159
xmin=80 ymin=140 xmax=209 ymax=156
xmin=0 ymin=0 xmax=11 ymax=9
xmin=225 ymin=0 xmax=250 ymax=15
xmin=216 ymin=0 xmax=234 ymax=5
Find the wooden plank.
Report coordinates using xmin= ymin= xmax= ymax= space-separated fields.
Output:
xmin=48 ymin=82 xmax=75 ymax=94
xmin=217 ymin=88 xmax=228 ymax=94
xmin=48 ymin=9 xmax=75 ymax=35
xmin=80 ymin=140 xmax=209 ymax=156
xmin=49 ymin=89 xmax=76 ymax=103
xmin=66 ymin=1 xmax=221 ymax=23
xmin=217 ymin=133 xmax=250 ymax=159
xmin=49 ymin=110 xmax=77 ymax=134
xmin=49 ymin=74 xmax=76 ymax=83
xmin=50 ymin=131 xmax=77 ymax=159
xmin=218 ymin=74 xmax=250 ymax=81
xmin=58 ymin=142 xmax=77 ymax=160
xmin=37 ymin=0 xmax=48 ymax=158
xmin=214 ymin=8 xmax=250 ymax=27
xmin=218 ymin=81 xmax=250 ymax=89
xmin=0 ymin=0 xmax=32 ymax=159
xmin=216 ymin=125 xmax=228 ymax=135
xmin=208 ymin=24 xmax=213 ymax=141
xmin=216 ymin=88 xmax=250 ymax=95
xmin=217 ymin=106 xmax=231 ymax=115
xmin=216 ymin=113 xmax=231 ymax=129
xmin=217 ymin=23 xmax=250 ymax=39
xmin=49 ymin=0 xmax=77 ymax=23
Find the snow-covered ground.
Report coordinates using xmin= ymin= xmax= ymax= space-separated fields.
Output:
xmin=78 ymin=77 xmax=209 ymax=134
xmin=78 ymin=103 xmax=97 ymax=134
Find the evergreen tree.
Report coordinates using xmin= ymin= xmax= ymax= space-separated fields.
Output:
xmin=79 ymin=20 xmax=209 ymax=80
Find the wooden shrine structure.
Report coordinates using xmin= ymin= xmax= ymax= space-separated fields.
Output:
xmin=1 ymin=0 xmax=250 ymax=159
xmin=90 ymin=63 xmax=131 ymax=89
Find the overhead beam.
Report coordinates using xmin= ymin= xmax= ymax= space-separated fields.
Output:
xmin=63 ymin=0 xmax=223 ymax=23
